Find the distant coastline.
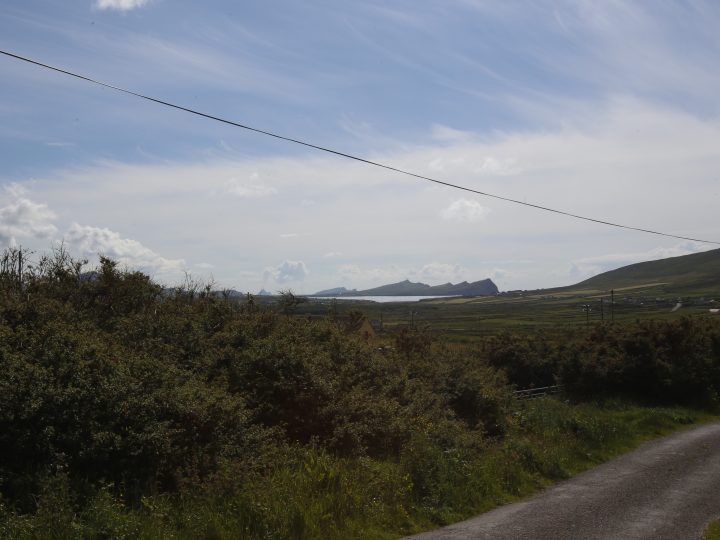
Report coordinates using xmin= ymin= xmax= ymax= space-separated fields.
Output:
xmin=310 ymin=278 xmax=498 ymax=298
xmin=311 ymin=295 xmax=459 ymax=303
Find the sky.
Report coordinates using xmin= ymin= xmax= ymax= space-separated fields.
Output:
xmin=1 ymin=0 xmax=719 ymax=294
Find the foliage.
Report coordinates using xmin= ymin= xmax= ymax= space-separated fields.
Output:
xmin=479 ymin=319 xmax=720 ymax=407
xmin=0 ymin=249 xmax=508 ymax=536
xmin=0 ymin=248 xmax=718 ymax=538
xmin=277 ymin=289 xmax=307 ymax=316
xmin=705 ymin=519 xmax=720 ymax=540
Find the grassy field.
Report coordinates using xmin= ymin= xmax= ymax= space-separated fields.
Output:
xmin=292 ymin=283 xmax=720 ymax=343
xmin=290 ymin=247 xmax=720 ymax=343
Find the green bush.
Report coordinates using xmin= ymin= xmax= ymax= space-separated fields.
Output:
xmin=0 ymin=249 xmax=513 ymax=536
xmin=1 ymin=248 xmax=717 ymax=538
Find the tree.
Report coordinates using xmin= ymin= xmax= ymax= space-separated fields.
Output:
xmin=277 ymin=289 xmax=306 ymax=316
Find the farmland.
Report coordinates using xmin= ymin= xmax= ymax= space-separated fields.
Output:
xmin=290 ymin=248 xmax=720 ymax=342
xmin=295 ymin=284 xmax=719 ymax=342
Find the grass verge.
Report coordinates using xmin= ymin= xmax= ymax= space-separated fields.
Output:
xmin=706 ymin=519 xmax=720 ymax=540
xmin=1 ymin=399 xmax=715 ymax=539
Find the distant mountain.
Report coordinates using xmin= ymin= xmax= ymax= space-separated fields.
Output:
xmin=314 ymin=286 xmax=357 ymax=296
xmin=79 ymin=271 xmax=102 ymax=282
xmin=311 ymin=278 xmax=498 ymax=297
xmin=563 ymin=248 xmax=720 ymax=293
xmin=257 ymin=289 xmax=273 ymax=296
xmin=220 ymin=289 xmax=245 ymax=298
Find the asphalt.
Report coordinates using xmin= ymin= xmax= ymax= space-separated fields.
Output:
xmin=406 ymin=421 xmax=720 ymax=540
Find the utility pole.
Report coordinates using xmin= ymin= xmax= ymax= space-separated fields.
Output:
xmin=583 ymin=304 xmax=591 ymax=327
xmin=600 ymin=298 xmax=604 ymax=322
xmin=17 ymin=247 xmax=22 ymax=288
xmin=611 ymin=289 xmax=615 ymax=322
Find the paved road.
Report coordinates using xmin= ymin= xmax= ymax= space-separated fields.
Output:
xmin=407 ymin=421 xmax=720 ymax=540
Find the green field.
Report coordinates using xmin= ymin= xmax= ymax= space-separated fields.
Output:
xmin=291 ymin=248 xmax=720 ymax=342
xmin=282 ymin=249 xmax=720 ymax=343
xmin=292 ymin=286 xmax=719 ymax=342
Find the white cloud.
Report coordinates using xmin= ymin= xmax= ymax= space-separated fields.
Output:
xmin=440 ymin=198 xmax=487 ymax=223
xmin=0 ymin=196 xmax=57 ymax=246
xmin=323 ymin=251 xmax=344 ymax=259
xmin=264 ymin=260 xmax=308 ymax=284
xmin=223 ymin=176 xmax=278 ymax=198
xmin=336 ymin=262 xmax=471 ymax=287
xmin=279 ymin=233 xmax=300 ymax=239
xmin=64 ymin=223 xmax=185 ymax=275
xmin=17 ymin=98 xmax=720 ymax=292
xmin=194 ymin=262 xmax=215 ymax=269
xmin=336 ymin=264 xmax=405 ymax=285
xmin=431 ymin=124 xmax=477 ymax=143
xmin=46 ymin=142 xmax=75 ymax=148
xmin=429 ymin=154 xmax=518 ymax=176
xmin=94 ymin=0 xmax=150 ymax=11
xmin=474 ymin=157 xmax=519 ymax=175
xmin=417 ymin=262 xmax=468 ymax=283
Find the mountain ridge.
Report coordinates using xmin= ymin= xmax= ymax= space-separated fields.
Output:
xmin=311 ymin=278 xmax=498 ymax=297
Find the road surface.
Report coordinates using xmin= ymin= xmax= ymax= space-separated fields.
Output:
xmin=407 ymin=421 xmax=720 ymax=540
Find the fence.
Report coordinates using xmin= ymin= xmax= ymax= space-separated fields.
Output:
xmin=514 ymin=384 xmax=563 ymax=400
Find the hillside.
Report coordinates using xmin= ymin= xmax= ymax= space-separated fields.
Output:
xmin=312 ymin=278 xmax=499 ymax=297
xmin=567 ymin=248 xmax=720 ymax=293
xmin=313 ymin=286 xmax=356 ymax=296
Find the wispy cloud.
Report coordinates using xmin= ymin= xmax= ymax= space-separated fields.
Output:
xmin=46 ymin=142 xmax=76 ymax=148
xmin=94 ymin=0 xmax=151 ymax=12
xmin=10 ymin=96 xmax=720 ymax=291
xmin=222 ymin=176 xmax=278 ymax=198
xmin=416 ymin=262 xmax=469 ymax=283
xmin=336 ymin=261 xmax=470 ymax=287
xmin=431 ymin=124 xmax=478 ymax=143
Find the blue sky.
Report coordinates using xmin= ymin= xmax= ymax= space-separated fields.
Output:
xmin=1 ymin=0 xmax=719 ymax=293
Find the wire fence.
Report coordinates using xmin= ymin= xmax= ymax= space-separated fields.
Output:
xmin=514 ymin=384 xmax=564 ymax=400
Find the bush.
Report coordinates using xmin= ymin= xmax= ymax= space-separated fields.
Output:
xmin=0 ymin=249 xmax=513 ymax=534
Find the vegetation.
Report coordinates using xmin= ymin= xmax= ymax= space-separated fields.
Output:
xmin=0 ymin=247 xmax=719 ymax=539
xmin=295 ymin=274 xmax=720 ymax=342
xmin=571 ymin=247 xmax=720 ymax=292
xmin=296 ymin=247 xmax=720 ymax=342
xmin=706 ymin=519 xmax=720 ymax=540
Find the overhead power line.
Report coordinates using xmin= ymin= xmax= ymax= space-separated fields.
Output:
xmin=1 ymin=49 xmax=718 ymax=246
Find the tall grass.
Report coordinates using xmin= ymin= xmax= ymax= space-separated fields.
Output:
xmin=1 ymin=399 xmax=712 ymax=539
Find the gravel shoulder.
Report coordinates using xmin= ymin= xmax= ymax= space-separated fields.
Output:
xmin=406 ymin=421 xmax=720 ymax=540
